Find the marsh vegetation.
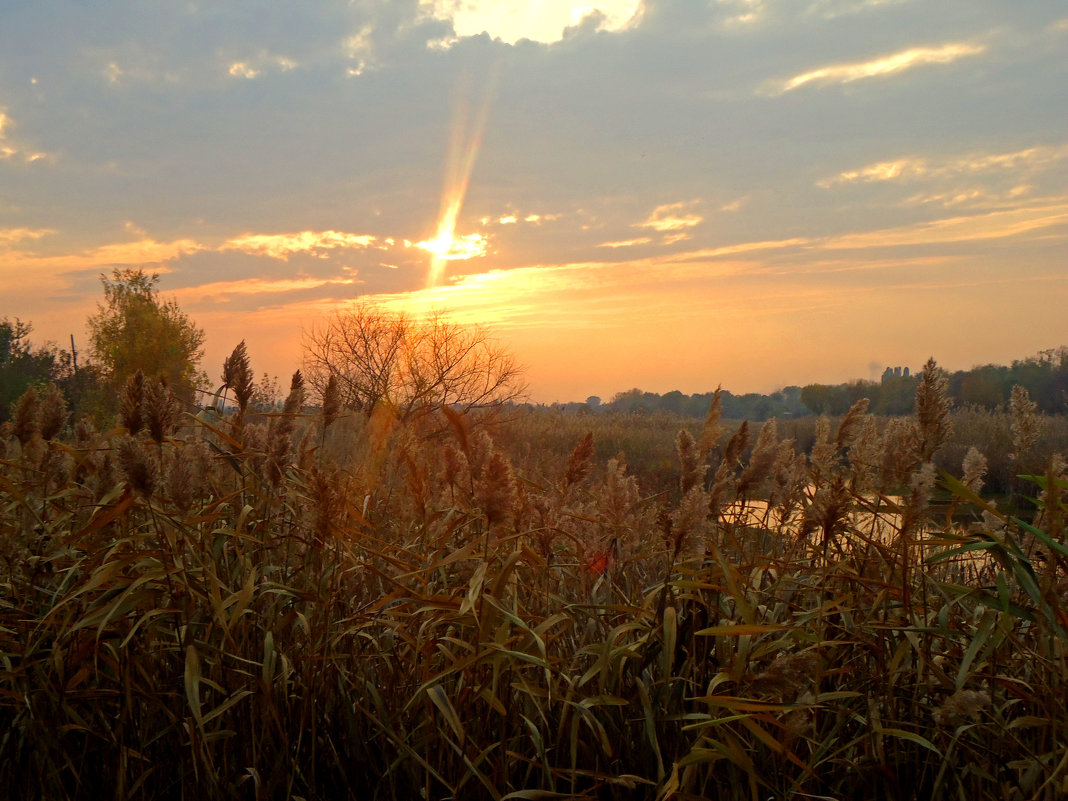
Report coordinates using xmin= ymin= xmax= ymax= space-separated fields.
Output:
xmin=1 ymin=343 xmax=1066 ymax=800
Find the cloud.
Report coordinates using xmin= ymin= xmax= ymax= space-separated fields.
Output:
xmin=598 ymin=237 xmax=653 ymax=248
xmin=415 ymin=231 xmax=489 ymax=260
xmin=228 ymin=62 xmax=260 ymax=79
xmin=804 ymin=0 xmax=913 ymax=20
xmin=418 ymin=0 xmax=643 ymax=45
xmin=822 ymin=203 xmax=1068 ymax=249
xmin=671 ymin=237 xmax=812 ymax=260
xmin=820 ymin=144 xmax=1068 ymax=187
xmin=0 ymin=227 xmax=54 ymax=245
xmin=0 ymin=235 xmax=203 ymax=299
xmin=227 ymin=53 xmax=298 ymax=80
xmin=770 ymin=42 xmax=985 ymax=93
xmin=0 ymin=237 xmax=203 ymax=273
xmin=173 ymin=275 xmax=362 ymax=304
xmin=0 ymin=110 xmax=50 ymax=163
xmin=222 ymin=231 xmax=380 ymax=260
xmin=637 ymin=202 xmax=703 ymax=233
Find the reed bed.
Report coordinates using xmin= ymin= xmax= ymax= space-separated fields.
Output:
xmin=1 ymin=360 xmax=1066 ymax=800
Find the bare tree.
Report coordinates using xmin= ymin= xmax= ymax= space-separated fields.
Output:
xmin=302 ymin=302 xmax=525 ymax=420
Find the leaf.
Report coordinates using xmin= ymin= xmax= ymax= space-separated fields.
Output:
xmin=877 ymin=727 xmax=941 ymax=756
xmin=695 ymin=624 xmax=788 ymax=636
xmin=427 ymin=685 xmax=465 ymax=745
xmin=185 ymin=644 xmax=203 ymax=728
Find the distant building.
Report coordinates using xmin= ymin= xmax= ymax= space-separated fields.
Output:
xmin=881 ymin=366 xmax=912 ymax=383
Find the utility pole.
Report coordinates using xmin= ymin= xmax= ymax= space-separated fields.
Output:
xmin=70 ymin=334 xmax=78 ymax=375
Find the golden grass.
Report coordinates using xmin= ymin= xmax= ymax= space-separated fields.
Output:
xmin=0 ymin=366 xmax=1065 ymax=800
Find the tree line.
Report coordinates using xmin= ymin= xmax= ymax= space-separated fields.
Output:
xmin=4 ymin=268 xmax=1066 ymax=425
xmin=2 ymin=269 xmax=525 ymax=426
xmin=556 ymin=350 xmax=1068 ymax=420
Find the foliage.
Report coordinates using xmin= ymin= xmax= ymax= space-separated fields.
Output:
xmin=0 ymin=318 xmax=62 ymax=421
xmin=594 ymin=386 xmax=806 ymax=421
xmin=1 ymin=355 xmax=1067 ymax=800
xmin=86 ymin=269 xmax=206 ymax=404
xmin=302 ymin=301 xmax=526 ymax=421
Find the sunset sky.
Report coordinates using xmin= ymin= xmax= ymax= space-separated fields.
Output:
xmin=2 ymin=0 xmax=1066 ymax=402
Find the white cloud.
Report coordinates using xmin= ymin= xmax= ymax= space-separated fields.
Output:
xmin=804 ymin=0 xmax=912 ymax=20
xmin=0 ymin=110 xmax=50 ymax=163
xmin=0 ymin=227 xmax=54 ymax=245
xmin=771 ymin=42 xmax=985 ymax=94
xmin=598 ymin=237 xmax=652 ymax=248
xmin=222 ymin=231 xmax=379 ymax=260
xmin=821 ymin=203 xmax=1068 ymax=249
xmin=228 ymin=62 xmax=260 ymax=79
xmin=637 ymin=202 xmax=703 ymax=233
xmin=820 ymin=144 xmax=1068 ymax=187
xmin=227 ymin=53 xmax=297 ymax=80
xmin=173 ymin=275 xmax=362 ymax=304
xmin=418 ymin=0 xmax=643 ymax=45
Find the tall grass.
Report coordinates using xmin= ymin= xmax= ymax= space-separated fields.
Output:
xmin=1 ymin=360 xmax=1065 ymax=800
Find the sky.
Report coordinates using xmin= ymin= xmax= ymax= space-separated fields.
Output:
xmin=1 ymin=0 xmax=1066 ymax=402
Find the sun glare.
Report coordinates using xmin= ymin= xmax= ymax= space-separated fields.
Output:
xmin=420 ymin=66 xmax=499 ymax=288
xmin=416 ymin=230 xmax=488 ymax=261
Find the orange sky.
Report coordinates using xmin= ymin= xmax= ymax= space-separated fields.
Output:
xmin=2 ymin=2 xmax=1066 ymax=401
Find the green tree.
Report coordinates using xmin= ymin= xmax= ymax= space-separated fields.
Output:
xmin=0 ymin=318 xmax=60 ymax=421
xmin=800 ymin=383 xmax=850 ymax=415
xmin=87 ymin=269 xmax=206 ymax=404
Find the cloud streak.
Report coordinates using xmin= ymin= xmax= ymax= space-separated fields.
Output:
xmin=222 ymin=231 xmax=380 ymax=260
xmin=771 ymin=42 xmax=985 ymax=94
xmin=820 ymin=143 xmax=1068 ymax=187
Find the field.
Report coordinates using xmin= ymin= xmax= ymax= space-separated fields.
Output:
xmin=1 ymin=364 xmax=1066 ymax=800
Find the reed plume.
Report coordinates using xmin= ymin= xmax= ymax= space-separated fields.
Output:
xmin=698 ymin=386 xmax=724 ymax=460
xmin=12 ymin=385 xmax=40 ymax=445
xmin=221 ymin=340 xmax=255 ymax=416
xmin=38 ymin=383 xmax=68 ymax=441
xmin=564 ymin=431 xmax=595 ymax=489
xmin=962 ymin=446 xmax=988 ymax=494
xmin=119 ymin=370 xmax=146 ymax=435
xmin=736 ymin=419 xmax=778 ymax=498
xmin=915 ymin=357 xmax=952 ymax=462
xmin=144 ymin=378 xmax=181 ymax=445
xmin=117 ymin=435 xmax=157 ymax=498
xmin=675 ymin=428 xmax=703 ymax=494
xmin=1009 ymin=384 xmax=1041 ymax=462
xmin=321 ymin=372 xmax=341 ymax=430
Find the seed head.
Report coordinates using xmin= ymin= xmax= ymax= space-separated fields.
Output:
xmin=119 ymin=370 xmax=146 ymax=435
xmin=39 ymin=383 xmax=68 ymax=440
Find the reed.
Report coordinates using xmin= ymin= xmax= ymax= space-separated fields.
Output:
xmin=0 ymin=358 xmax=1065 ymax=800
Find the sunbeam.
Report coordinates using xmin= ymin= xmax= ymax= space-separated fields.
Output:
xmin=421 ymin=67 xmax=498 ymax=288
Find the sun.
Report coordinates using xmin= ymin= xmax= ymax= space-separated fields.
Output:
xmin=416 ymin=230 xmax=488 ymax=261
xmin=416 ymin=177 xmax=489 ymax=286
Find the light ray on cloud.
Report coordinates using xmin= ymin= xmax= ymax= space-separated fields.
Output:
xmin=0 ymin=227 xmax=54 ymax=244
xmin=0 ymin=110 xmax=49 ymax=163
xmin=637 ymin=202 xmax=703 ymax=233
xmin=772 ymin=42 xmax=985 ymax=94
xmin=222 ymin=230 xmax=378 ymax=260
xmin=822 ymin=203 xmax=1068 ymax=249
xmin=174 ymin=275 xmax=362 ymax=304
xmin=422 ymin=68 xmax=499 ymax=288
xmin=598 ymin=237 xmax=653 ymax=248
xmin=0 ymin=237 xmax=203 ymax=274
xmin=820 ymin=144 xmax=1068 ymax=187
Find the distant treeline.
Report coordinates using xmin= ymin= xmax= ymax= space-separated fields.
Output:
xmin=552 ymin=347 xmax=1068 ymax=420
